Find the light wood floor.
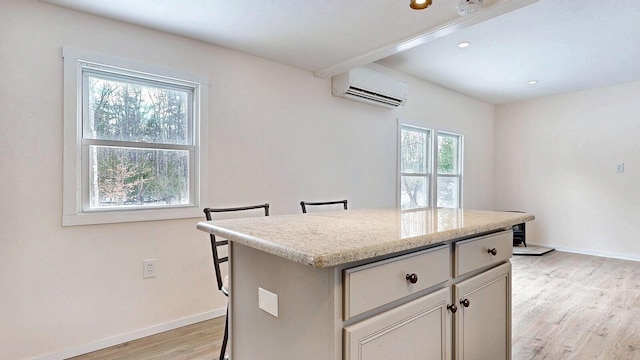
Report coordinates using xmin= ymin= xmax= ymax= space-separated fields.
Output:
xmin=68 ymin=317 xmax=225 ymax=360
xmin=71 ymin=250 xmax=640 ymax=360
xmin=512 ymin=250 xmax=640 ymax=360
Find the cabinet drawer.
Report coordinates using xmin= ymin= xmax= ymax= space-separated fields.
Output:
xmin=454 ymin=230 xmax=512 ymax=277
xmin=344 ymin=245 xmax=449 ymax=320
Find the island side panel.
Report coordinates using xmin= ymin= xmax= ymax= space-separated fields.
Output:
xmin=230 ymin=243 xmax=341 ymax=360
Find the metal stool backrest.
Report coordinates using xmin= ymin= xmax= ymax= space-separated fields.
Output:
xmin=299 ymin=200 xmax=348 ymax=214
xmin=203 ymin=203 xmax=270 ymax=293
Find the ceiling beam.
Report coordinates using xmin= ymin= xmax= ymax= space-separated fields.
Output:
xmin=313 ymin=0 xmax=539 ymax=79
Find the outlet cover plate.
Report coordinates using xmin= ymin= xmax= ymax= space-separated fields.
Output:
xmin=258 ymin=287 xmax=278 ymax=317
xmin=143 ymin=259 xmax=156 ymax=279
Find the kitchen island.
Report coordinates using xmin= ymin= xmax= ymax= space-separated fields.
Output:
xmin=197 ymin=208 xmax=534 ymax=360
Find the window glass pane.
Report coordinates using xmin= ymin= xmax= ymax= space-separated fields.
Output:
xmin=401 ymin=128 xmax=429 ymax=174
xmin=401 ymin=176 xmax=428 ymax=209
xmin=437 ymin=176 xmax=459 ymax=208
xmin=87 ymin=75 xmax=189 ymax=144
xmin=437 ymin=134 xmax=459 ymax=175
xmin=89 ymin=146 xmax=189 ymax=209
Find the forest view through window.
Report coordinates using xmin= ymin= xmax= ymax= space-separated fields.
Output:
xmin=84 ymin=71 xmax=195 ymax=209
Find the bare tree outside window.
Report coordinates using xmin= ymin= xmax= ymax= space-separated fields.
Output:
xmin=400 ymin=126 xmax=430 ymax=209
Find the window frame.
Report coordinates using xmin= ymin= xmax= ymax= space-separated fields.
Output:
xmin=399 ymin=124 xmax=432 ymax=210
xmin=62 ymin=47 xmax=209 ymax=226
xmin=436 ymin=131 xmax=464 ymax=208
xmin=398 ymin=120 xmax=463 ymax=210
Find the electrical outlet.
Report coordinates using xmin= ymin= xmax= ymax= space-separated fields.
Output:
xmin=616 ymin=162 xmax=625 ymax=173
xmin=143 ymin=259 xmax=156 ymax=279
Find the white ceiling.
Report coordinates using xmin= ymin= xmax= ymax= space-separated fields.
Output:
xmin=43 ymin=0 xmax=640 ymax=104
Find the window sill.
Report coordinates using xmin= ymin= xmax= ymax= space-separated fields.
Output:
xmin=62 ymin=206 xmax=203 ymax=226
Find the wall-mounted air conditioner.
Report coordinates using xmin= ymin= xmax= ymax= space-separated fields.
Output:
xmin=331 ymin=68 xmax=408 ymax=109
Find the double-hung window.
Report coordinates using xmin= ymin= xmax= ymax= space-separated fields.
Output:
xmin=400 ymin=125 xmax=431 ymax=209
xmin=399 ymin=124 xmax=463 ymax=209
xmin=436 ymin=132 xmax=463 ymax=208
xmin=63 ymin=48 xmax=208 ymax=225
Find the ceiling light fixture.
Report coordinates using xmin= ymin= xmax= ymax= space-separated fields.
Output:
xmin=410 ymin=0 xmax=433 ymax=10
xmin=528 ymin=80 xmax=538 ymax=85
xmin=457 ymin=0 xmax=483 ymax=16
xmin=457 ymin=42 xmax=471 ymax=48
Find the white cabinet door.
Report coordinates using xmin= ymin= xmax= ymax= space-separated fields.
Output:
xmin=453 ymin=262 xmax=511 ymax=360
xmin=344 ymin=288 xmax=452 ymax=360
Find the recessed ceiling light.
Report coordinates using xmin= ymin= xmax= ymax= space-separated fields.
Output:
xmin=410 ymin=0 xmax=432 ymax=10
xmin=528 ymin=80 xmax=538 ymax=85
xmin=457 ymin=42 xmax=471 ymax=48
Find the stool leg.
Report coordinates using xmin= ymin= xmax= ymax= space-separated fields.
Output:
xmin=220 ymin=306 xmax=229 ymax=360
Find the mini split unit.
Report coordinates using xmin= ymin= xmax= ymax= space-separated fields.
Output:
xmin=331 ymin=68 xmax=408 ymax=109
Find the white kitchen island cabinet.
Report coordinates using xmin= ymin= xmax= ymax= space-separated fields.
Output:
xmin=197 ymin=208 xmax=534 ymax=360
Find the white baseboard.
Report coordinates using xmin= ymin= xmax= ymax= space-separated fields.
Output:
xmin=529 ymin=243 xmax=640 ymax=262
xmin=29 ymin=308 xmax=226 ymax=360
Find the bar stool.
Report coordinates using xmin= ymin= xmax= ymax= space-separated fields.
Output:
xmin=203 ymin=203 xmax=270 ymax=360
xmin=299 ymin=199 xmax=348 ymax=213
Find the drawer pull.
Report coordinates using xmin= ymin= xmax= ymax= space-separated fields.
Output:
xmin=447 ymin=304 xmax=458 ymax=313
xmin=405 ymin=273 xmax=418 ymax=284
xmin=460 ymin=298 xmax=471 ymax=308
xmin=487 ymin=248 xmax=498 ymax=256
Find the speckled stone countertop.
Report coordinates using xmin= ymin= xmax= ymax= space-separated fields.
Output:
xmin=197 ymin=208 xmax=534 ymax=268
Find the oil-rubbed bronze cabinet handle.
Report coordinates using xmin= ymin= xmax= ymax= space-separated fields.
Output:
xmin=447 ymin=304 xmax=458 ymax=313
xmin=406 ymin=273 xmax=418 ymax=284
xmin=460 ymin=298 xmax=470 ymax=308
xmin=488 ymin=248 xmax=498 ymax=256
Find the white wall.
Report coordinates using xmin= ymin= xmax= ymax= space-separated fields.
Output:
xmin=495 ymin=81 xmax=640 ymax=260
xmin=0 ymin=1 xmax=495 ymax=359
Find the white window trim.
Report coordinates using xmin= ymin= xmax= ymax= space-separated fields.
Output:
xmin=62 ymin=47 xmax=209 ymax=226
xmin=397 ymin=119 xmax=463 ymax=210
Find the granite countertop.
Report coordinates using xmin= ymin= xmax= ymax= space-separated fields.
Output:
xmin=197 ymin=208 xmax=534 ymax=268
